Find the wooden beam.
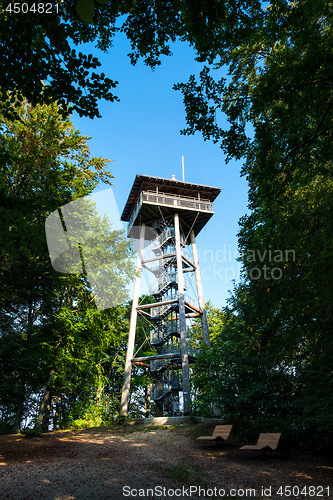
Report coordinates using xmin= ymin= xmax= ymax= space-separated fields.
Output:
xmin=120 ymin=223 xmax=145 ymax=417
xmin=191 ymin=230 xmax=210 ymax=348
xmin=175 ymin=212 xmax=190 ymax=415
xmin=132 ymin=352 xmax=181 ymax=362
xmin=132 ymin=361 xmax=150 ymax=368
xmin=136 ymin=299 xmax=178 ymax=310
xmin=142 ymin=252 xmax=176 ymax=265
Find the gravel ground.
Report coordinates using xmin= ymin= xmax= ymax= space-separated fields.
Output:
xmin=0 ymin=425 xmax=332 ymax=500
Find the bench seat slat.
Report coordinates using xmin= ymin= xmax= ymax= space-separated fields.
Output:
xmin=240 ymin=433 xmax=281 ymax=451
xmin=197 ymin=425 xmax=233 ymax=441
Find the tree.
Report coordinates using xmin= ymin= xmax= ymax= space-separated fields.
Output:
xmin=175 ymin=1 xmax=333 ymax=167
xmin=0 ymin=98 xmax=135 ymax=431
xmin=192 ymin=169 xmax=333 ymax=449
xmin=172 ymin=1 xmax=333 ymax=450
xmin=0 ymin=0 xmax=119 ymax=118
xmin=190 ymin=302 xmax=228 ymax=417
xmin=0 ymin=0 xmax=262 ymax=118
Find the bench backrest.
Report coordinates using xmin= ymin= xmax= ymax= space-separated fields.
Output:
xmin=212 ymin=425 xmax=233 ymax=438
xmin=257 ymin=433 xmax=281 ymax=450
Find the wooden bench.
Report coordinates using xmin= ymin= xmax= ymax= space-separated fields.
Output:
xmin=197 ymin=425 xmax=233 ymax=444
xmin=240 ymin=433 xmax=281 ymax=453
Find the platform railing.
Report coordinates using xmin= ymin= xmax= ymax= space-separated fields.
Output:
xmin=128 ymin=190 xmax=214 ymax=234
xmin=150 ymin=272 xmax=177 ymax=296
xmin=143 ymin=191 xmax=213 ymax=212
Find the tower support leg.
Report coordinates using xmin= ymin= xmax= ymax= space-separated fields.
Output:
xmin=174 ymin=213 xmax=190 ymax=415
xmin=190 ymin=230 xmax=211 ymax=349
xmin=120 ymin=223 xmax=146 ymax=417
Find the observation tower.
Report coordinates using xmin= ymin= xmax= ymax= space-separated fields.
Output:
xmin=120 ymin=174 xmax=221 ymax=417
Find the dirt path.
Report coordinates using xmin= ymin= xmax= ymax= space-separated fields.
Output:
xmin=0 ymin=425 xmax=332 ymax=499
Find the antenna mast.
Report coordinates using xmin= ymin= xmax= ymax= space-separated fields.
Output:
xmin=182 ymin=155 xmax=185 ymax=182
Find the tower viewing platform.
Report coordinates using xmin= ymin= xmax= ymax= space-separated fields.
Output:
xmin=121 ymin=174 xmax=221 ymax=238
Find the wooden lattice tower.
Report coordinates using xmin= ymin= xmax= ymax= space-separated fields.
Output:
xmin=120 ymin=174 xmax=221 ymax=417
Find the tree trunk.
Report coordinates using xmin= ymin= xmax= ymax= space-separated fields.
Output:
xmin=12 ymin=374 xmax=26 ymax=433
xmin=52 ymin=394 xmax=61 ymax=430
xmin=36 ymin=369 xmax=55 ymax=431
xmin=144 ymin=378 xmax=150 ymax=417
xmin=13 ymin=301 xmax=34 ymax=433
xmin=41 ymin=389 xmax=53 ymax=433
xmin=96 ymin=367 xmax=103 ymax=405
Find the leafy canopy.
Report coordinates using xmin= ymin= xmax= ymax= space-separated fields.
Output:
xmin=0 ymin=0 xmax=263 ymax=118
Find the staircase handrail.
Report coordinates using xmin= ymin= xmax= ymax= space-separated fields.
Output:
xmin=150 ymin=272 xmax=178 ymax=295
xmin=150 ymin=301 xmax=176 ymax=319
xmin=151 ymin=227 xmax=186 ymax=252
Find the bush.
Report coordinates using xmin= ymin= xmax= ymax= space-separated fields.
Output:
xmin=67 ymin=398 xmax=115 ymax=430
xmin=0 ymin=420 xmax=13 ymax=435
xmin=20 ymin=427 xmax=42 ymax=438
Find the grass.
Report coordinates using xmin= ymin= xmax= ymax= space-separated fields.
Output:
xmin=153 ymin=459 xmax=208 ymax=487
xmin=165 ymin=464 xmax=191 ymax=481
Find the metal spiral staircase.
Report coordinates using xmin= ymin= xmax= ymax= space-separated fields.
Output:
xmin=146 ymin=223 xmax=195 ymax=416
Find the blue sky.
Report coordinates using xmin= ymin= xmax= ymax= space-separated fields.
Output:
xmin=70 ymin=33 xmax=249 ymax=309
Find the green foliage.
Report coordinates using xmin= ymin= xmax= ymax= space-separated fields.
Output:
xmin=20 ymin=427 xmax=42 ymax=438
xmin=0 ymin=0 xmax=120 ymax=118
xmin=0 ymin=420 xmax=13 ymax=435
xmin=0 ymin=98 xmax=135 ymax=432
xmin=76 ymin=0 xmax=96 ymax=24
xmin=67 ymin=396 xmax=114 ymax=429
xmin=190 ymin=303 xmax=228 ymax=417
xmin=0 ymin=0 xmax=265 ymax=118
xmin=174 ymin=1 xmax=333 ymax=453
xmin=194 ymin=292 xmax=333 ymax=451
